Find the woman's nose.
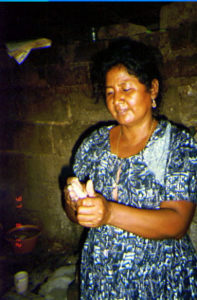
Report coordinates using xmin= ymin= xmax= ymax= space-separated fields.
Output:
xmin=114 ymin=90 xmax=124 ymax=103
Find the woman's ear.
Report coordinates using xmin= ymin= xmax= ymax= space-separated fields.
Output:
xmin=151 ymin=79 xmax=159 ymax=99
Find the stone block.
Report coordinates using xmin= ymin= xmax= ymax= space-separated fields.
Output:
xmin=178 ymin=82 xmax=197 ymax=126
xmin=160 ymin=2 xmax=197 ymax=29
xmin=168 ymin=22 xmax=197 ymax=50
xmin=52 ymin=124 xmax=91 ymax=158
xmin=67 ymin=91 xmax=112 ymax=125
xmin=0 ymin=87 xmax=71 ymax=125
xmin=160 ymin=85 xmax=182 ymax=124
xmin=19 ymin=88 xmax=70 ymax=124
xmin=163 ymin=54 xmax=197 ymax=78
xmin=19 ymin=66 xmax=48 ymax=89
xmin=22 ymin=154 xmax=69 ymax=186
xmin=160 ymin=78 xmax=197 ymax=127
xmin=159 ymin=31 xmax=171 ymax=62
xmin=0 ymin=121 xmax=53 ymax=154
xmin=0 ymin=153 xmax=27 ymax=186
xmin=74 ymin=41 xmax=107 ymax=62
xmin=0 ymin=87 xmax=23 ymax=121
xmin=138 ymin=31 xmax=161 ymax=50
xmin=66 ymin=64 xmax=90 ymax=85
xmin=47 ymin=63 xmax=90 ymax=86
xmin=98 ymin=23 xmax=147 ymax=40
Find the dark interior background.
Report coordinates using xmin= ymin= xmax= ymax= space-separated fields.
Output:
xmin=0 ymin=2 xmax=169 ymax=42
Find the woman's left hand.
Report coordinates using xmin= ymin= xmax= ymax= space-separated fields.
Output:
xmin=76 ymin=193 xmax=110 ymax=228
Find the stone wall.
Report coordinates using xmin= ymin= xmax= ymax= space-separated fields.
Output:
xmin=0 ymin=2 xmax=197 ymax=250
xmin=160 ymin=3 xmax=197 ymax=249
xmin=0 ymin=41 xmax=112 ymax=250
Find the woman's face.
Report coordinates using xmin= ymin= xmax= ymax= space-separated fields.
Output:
xmin=105 ymin=64 xmax=158 ymax=127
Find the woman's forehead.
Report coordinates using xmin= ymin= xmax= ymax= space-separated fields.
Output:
xmin=106 ymin=65 xmax=137 ymax=84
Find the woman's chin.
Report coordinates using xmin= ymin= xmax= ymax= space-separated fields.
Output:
xmin=116 ymin=115 xmax=135 ymax=125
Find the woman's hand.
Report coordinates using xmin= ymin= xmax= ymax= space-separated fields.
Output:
xmin=64 ymin=177 xmax=100 ymax=224
xmin=76 ymin=193 xmax=110 ymax=228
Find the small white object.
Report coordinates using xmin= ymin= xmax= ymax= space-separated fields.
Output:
xmin=67 ymin=178 xmax=95 ymax=201
xmin=14 ymin=271 xmax=28 ymax=294
xmin=86 ymin=179 xmax=95 ymax=197
xmin=91 ymin=27 xmax=96 ymax=42
xmin=67 ymin=178 xmax=87 ymax=201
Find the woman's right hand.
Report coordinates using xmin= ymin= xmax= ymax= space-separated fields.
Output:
xmin=64 ymin=177 xmax=96 ymax=223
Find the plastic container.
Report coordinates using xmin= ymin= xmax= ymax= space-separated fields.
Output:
xmin=14 ymin=271 xmax=28 ymax=294
xmin=6 ymin=225 xmax=41 ymax=254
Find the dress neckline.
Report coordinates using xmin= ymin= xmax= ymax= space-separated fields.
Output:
xmin=108 ymin=120 xmax=161 ymax=160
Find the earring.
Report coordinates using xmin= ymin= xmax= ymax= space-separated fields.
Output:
xmin=152 ymin=98 xmax=157 ymax=108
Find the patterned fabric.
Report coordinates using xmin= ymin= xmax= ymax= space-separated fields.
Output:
xmin=73 ymin=120 xmax=197 ymax=299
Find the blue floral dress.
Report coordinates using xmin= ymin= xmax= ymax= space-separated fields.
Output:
xmin=73 ymin=120 xmax=197 ymax=299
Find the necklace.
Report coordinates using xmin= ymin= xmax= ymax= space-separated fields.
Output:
xmin=141 ymin=118 xmax=156 ymax=151
xmin=112 ymin=119 xmax=156 ymax=201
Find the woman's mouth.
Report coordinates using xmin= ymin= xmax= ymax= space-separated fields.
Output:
xmin=117 ymin=108 xmax=128 ymax=115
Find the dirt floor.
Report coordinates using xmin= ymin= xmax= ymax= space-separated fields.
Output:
xmin=0 ymin=234 xmax=80 ymax=299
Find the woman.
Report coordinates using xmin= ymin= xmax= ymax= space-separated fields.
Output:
xmin=65 ymin=38 xmax=197 ymax=299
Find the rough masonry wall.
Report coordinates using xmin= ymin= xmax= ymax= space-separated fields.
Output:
xmin=160 ymin=3 xmax=197 ymax=248
xmin=0 ymin=2 xmax=197 ymax=250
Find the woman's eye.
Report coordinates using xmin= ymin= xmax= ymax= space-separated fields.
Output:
xmin=106 ymin=91 xmax=113 ymax=96
xmin=123 ymin=88 xmax=131 ymax=92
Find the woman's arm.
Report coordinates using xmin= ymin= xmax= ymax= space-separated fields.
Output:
xmin=108 ymin=200 xmax=196 ymax=239
xmin=77 ymin=195 xmax=196 ymax=239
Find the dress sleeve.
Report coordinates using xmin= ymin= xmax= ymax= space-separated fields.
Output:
xmin=164 ymin=129 xmax=197 ymax=203
xmin=72 ymin=129 xmax=101 ymax=182
xmin=73 ymin=137 xmax=93 ymax=182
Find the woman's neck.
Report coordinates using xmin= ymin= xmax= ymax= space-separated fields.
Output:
xmin=113 ymin=118 xmax=157 ymax=158
xmin=120 ymin=118 xmax=156 ymax=145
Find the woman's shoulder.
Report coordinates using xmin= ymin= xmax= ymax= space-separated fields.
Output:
xmin=78 ymin=124 xmax=114 ymax=152
xmin=158 ymin=119 xmax=197 ymax=167
xmin=86 ymin=125 xmax=113 ymax=142
xmin=153 ymin=118 xmax=197 ymax=165
xmin=158 ymin=118 xmax=195 ymax=145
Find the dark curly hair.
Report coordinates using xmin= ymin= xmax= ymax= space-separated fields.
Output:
xmin=91 ymin=37 xmax=163 ymax=114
